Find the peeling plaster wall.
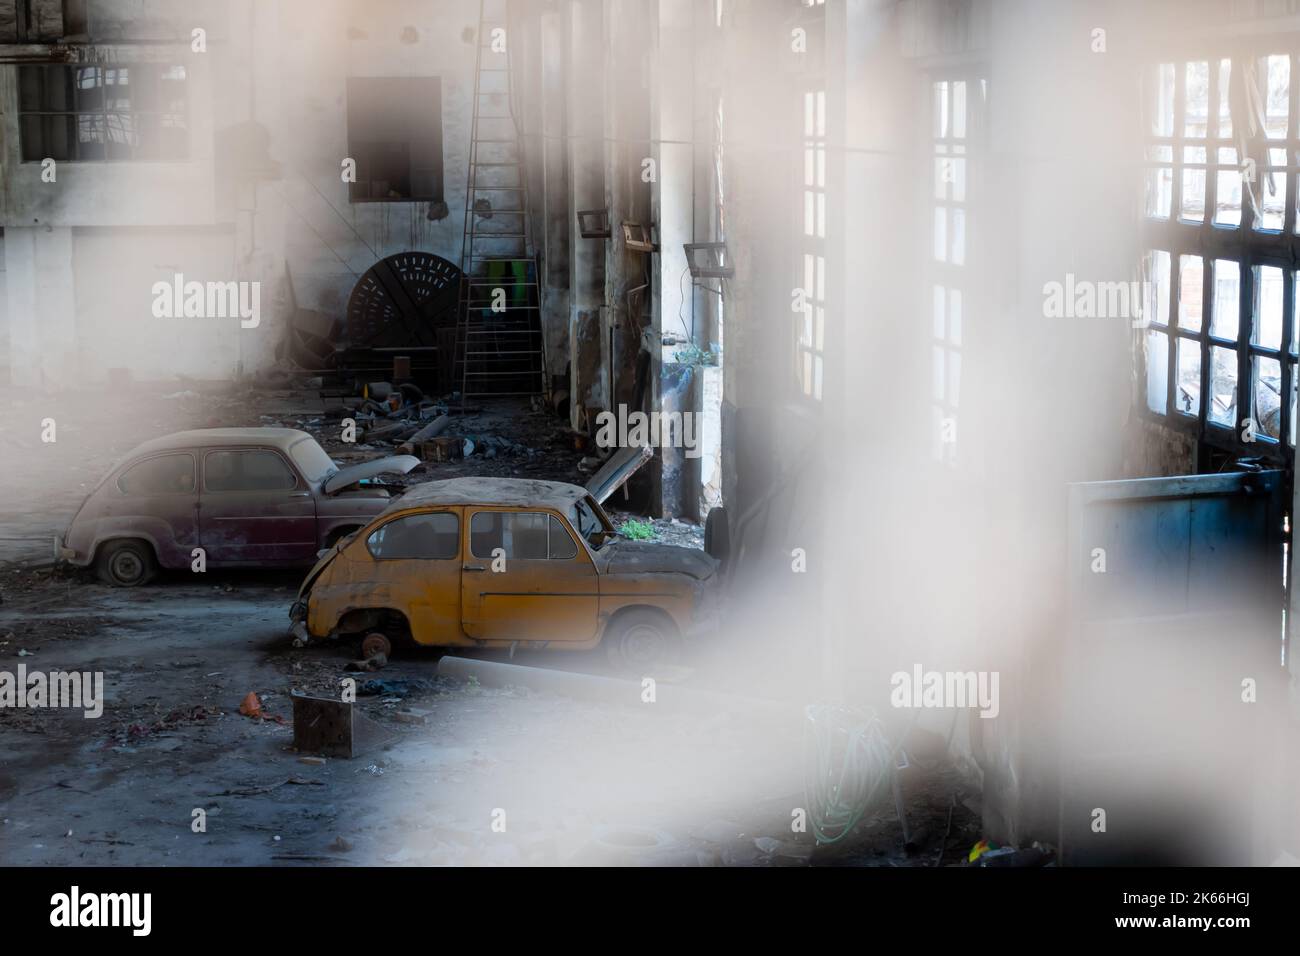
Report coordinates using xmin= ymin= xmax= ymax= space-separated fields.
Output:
xmin=0 ymin=0 xmax=480 ymax=386
xmin=271 ymin=0 xmax=479 ymax=319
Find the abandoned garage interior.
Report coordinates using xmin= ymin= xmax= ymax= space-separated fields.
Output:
xmin=0 ymin=0 xmax=1298 ymax=900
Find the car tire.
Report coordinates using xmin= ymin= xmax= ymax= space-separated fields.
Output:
xmin=95 ymin=539 xmax=158 ymax=587
xmin=604 ymin=609 xmax=681 ymax=673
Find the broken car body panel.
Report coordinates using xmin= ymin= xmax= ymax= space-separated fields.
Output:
xmin=321 ymin=455 xmax=420 ymax=495
xmin=62 ymin=428 xmax=405 ymax=572
xmin=584 ymin=444 xmax=654 ymax=504
xmin=294 ymin=477 xmax=718 ymax=652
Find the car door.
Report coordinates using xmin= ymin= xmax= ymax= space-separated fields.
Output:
xmin=362 ymin=509 xmax=464 ymax=644
xmin=198 ymin=447 xmax=317 ymax=564
xmin=110 ymin=452 xmax=199 ymax=567
xmin=461 ymin=508 xmax=599 ymax=643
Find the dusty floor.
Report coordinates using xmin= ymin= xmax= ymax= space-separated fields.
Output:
xmin=0 ymin=378 xmax=977 ymax=866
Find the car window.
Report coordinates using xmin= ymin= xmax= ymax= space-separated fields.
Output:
xmin=289 ymin=437 xmax=337 ymax=484
xmin=204 ymin=450 xmax=297 ymax=492
xmin=549 ymin=515 xmax=578 ymax=559
xmin=571 ymin=498 xmax=611 ymax=549
xmin=367 ymin=512 xmax=459 ymax=560
xmin=117 ymin=454 xmax=195 ymax=495
xmin=471 ymin=511 xmax=577 ymax=560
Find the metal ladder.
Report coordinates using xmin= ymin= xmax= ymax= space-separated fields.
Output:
xmin=454 ymin=0 xmax=546 ymax=400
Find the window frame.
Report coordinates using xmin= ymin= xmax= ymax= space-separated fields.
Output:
xmin=927 ymin=70 xmax=985 ymax=467
xmin=115 ymin=452 xmax=196 ymax=497
xmin=201 ymin=448 xmax=303 ymax=495
xmin=366 ymin=510 xmax=461 ymax=561
xmin=17 ymin=63 xmax=190 ymax=164
xmin=1141 ymin=46 xmax=1299 ymax=463
xmin=468 ymin=509 xmax=586 ymax=562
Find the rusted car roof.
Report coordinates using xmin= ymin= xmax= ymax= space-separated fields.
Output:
xmin=125 ymin=427 xmax=314 ymax=457
xmin=385 ymin=477 xmax=589 ymax=513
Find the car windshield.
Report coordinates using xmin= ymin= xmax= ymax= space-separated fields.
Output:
xmin=289 ymin=437 xmax=338 ymax=484
xmin=571 ymin=497 xmax=612 ymax=549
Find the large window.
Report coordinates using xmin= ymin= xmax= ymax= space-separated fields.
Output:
xmin=930 ymin=76 xmax=981 ymax=464
xmin=18 ymin=64 xmax=188 ymax=162
xmin=1142 ymin=53 xmax=1297 ymax=462
xmin=797 ymin=87 xmax=826 ymax=401
xmin=346 ymin=77 xmax=444 ymax=203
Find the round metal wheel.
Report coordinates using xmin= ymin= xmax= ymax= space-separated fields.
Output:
xmin=345 ymin=251 xmax=462 ymax=350
xmin=95 ymin=539 xmax=157 ymax=587
xmin=361 ymin=632 xmax=392 ymax=660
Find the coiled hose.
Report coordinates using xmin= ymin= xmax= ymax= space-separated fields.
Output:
xmin=802 ymin=704 xmax=906 ymax=845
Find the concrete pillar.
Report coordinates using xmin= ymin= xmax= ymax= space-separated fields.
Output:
xmin=4 ymin=226 xmax=76 ymax=389
xmin=567 ymin=0 xmax=607 ymax=430
xmin=652 ymin=0 xmax=696 ymax=518
xmin=539 ymin=6 xmax=572 ymax=384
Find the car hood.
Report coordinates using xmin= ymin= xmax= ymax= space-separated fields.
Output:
xmin=594 ymin=540 xmax=719 ymax=580
xmin=322 ymin=455 xmax=420 ymax=495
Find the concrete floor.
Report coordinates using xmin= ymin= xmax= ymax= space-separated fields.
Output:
xmin=0 ymin=380 xmax=976 ymax=866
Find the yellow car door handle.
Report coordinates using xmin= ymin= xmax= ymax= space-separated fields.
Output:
xmin=463 ymin=564 xmax=486 ymax=572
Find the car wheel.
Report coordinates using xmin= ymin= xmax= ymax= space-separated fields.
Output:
xmin=361 ymin=632 xmax=392 ymax=661
xmin=95 ymin=540 xmax=158 ymax=587
xmin=605 ymin=609 xmax=680 ymax=673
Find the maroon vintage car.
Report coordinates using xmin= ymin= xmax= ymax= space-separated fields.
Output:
xmin=58 ymin=428 xmax=418 ymax=586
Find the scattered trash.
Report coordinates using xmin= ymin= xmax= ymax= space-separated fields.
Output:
xmin=357 ymin=677 xmax=438 ymax=698
xmin=298 ymin=756 xmax=327 ymax=766
xmin=238 ymin=692 xmax=285 ymax=724
xmin=17 ymin=649 xmax=33 ymax=657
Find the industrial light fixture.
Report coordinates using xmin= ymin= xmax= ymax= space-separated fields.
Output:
xmin=622 ymin=221 xmax=659 ymax=253
xmin=684 ymin=241 xmax=733 ymax=278
xmin=577 ymin=208 xmax=611 ymax=239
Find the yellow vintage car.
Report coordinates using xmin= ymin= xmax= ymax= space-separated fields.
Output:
xmin=289 ymin=477 xmax=719 ymax=668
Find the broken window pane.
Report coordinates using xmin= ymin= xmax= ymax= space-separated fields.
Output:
xmin=1146 ymin=249 xmax=1171 ymax=325
xmin=1147 ymin=329 xmax=1169 ymax=414
xmin=1263 ymin=54 xmax=1290 ymax=139
xmin=1211 ymin=259 xmax=1239 ymax=339
xmin=1179 ymin=254 xmax=1204 ymax=331
xmin=1291 ymin=362 xmax=1297 ymax=446
xmin=1215 ymin=170 xmax=1242 ymax=225
xmin=1254 ymin=355 xmax=1282 ymax=439
xmin=1218 ymin=59 xmax=1233 ymax=138
xmin=1177 ymin=337 xmax=1202 ymax=415
xmin=1147 ymin=157 xmax=1173 ymax=218
xmin=1208 ymin=345 xmax=1237 ymax=427
xmin=933 ymin=82 xmax=948 ymax=138
xmin=1254 ymin=265 xmax=1283 ymax=349
xmin=1293 ymin=272 xmax=1299 ymax=355
xmin=1181 ymin=156 xmax=1206 ymax=221
xmin=1257 ymin=171 xmax=1286 ymax=230
xmin=1185 ymin=61 xmax=1209 ymax=137
xmin=1153 ymin=63 xmax=1175 ymax=136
